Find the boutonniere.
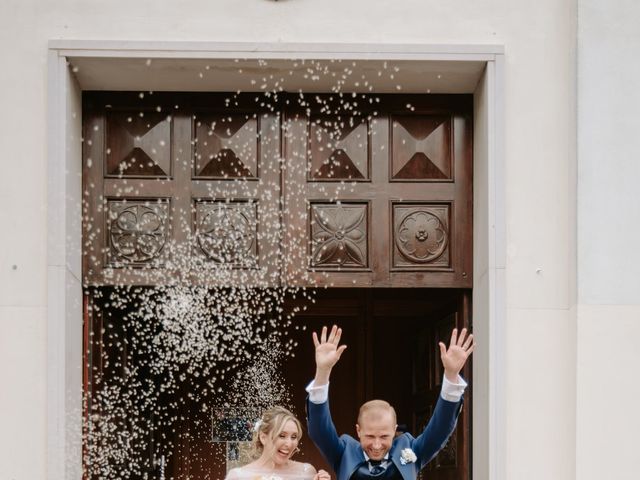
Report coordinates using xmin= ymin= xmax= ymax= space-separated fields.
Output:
xmin=400 ymin=448 xmax=417 ymax=465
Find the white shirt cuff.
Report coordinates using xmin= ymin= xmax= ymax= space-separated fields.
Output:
xmin=440 ymin=374 xmax=467 ymax=402
xmin=306 ymin=379 xmax=329 ymax=404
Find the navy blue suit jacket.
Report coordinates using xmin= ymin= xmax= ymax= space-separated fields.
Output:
xmin=307 ymin=395 xmax=462 ymax=480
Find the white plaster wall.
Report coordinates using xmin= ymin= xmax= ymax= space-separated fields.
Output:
xmin=578 ymin=0 xmax=640 ymax=306
xmin=0 ymin=1 xmax=577 ymax=479
xmin=576 ymin=305 xmax=640 ymax=480
xmin=577 ymin=1 xmax=640 ymax=479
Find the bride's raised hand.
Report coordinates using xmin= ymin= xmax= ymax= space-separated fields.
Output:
xmin=313 ymin=469 xmax=331 ymax=480
xmin=312 ymin=325 xmax=347 ymax=371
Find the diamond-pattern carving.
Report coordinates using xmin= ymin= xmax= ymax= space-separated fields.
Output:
xmin=308 ymin=116 xmax=368 ymax=180
xmin=392 ymin=204 xmax=450 ymax=268
xmin=195 ymin=201 xmax=258 ymax=266
xmin=106 ymin=113 xmax=172 ymax=177
xmin=391 ymin=116 xmax=451 ymax=180
xmin=194 ymin=115 xmax=258 ymax=178
xmin=107 ymin=200 xmax=170 ymax=265
xmin=310 ymin=203 xmax=368 ymax=268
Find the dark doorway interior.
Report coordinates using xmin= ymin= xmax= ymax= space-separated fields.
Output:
xmin=84 ymin=288 xmax=471 ymax=480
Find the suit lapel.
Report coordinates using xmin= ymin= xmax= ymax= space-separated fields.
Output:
xmin=390 ymin=441 xmax=414 ymax=480
xmin=344 ymin=443 xmax=366 ymax=480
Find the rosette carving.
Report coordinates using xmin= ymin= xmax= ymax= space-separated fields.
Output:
xmin=310 ymin=203 xmax=368 ymax=268
xmin=108 ymin=202 xmax=169 ymax=264
xmin=195 ymin=202 xmax=258 ymax=265
xmin=393 ymin=205 xmax=450 ymax=268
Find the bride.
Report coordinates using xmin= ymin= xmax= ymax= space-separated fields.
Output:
xmin=225 ymin=406 xmax=330 ymax=480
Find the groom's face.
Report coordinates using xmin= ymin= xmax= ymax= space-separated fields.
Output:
xmin=356 ymin=410 xmax=397 ymax=460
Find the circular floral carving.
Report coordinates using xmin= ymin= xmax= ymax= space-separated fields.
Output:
xmin=110 ymin=205 xmax=167 ymax=263
xmin=197 ymin=204 xmax=256 ymax=264
xmin=311 ymin=205 xmax=367 ymax=267
xmin=396 ymin=210 xmax=448 ymax=263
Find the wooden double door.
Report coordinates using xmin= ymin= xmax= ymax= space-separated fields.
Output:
xmin=82 ymin=92 xmax=472 ymax=288
xmin=82 ymin=91 xmax=474 ymax=479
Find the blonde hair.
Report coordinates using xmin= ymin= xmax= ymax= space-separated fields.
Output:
xmin=251 ymin=406 xmax=302 ymax=458
xmin=357 ymin=399 xmax=397 ymax=425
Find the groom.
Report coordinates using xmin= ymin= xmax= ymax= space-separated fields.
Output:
xmin=306 ymin=325 xmax=474 ymax=480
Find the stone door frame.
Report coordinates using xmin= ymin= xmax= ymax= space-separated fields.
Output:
xmin=46 ymin=41 xmax=505 ymax=480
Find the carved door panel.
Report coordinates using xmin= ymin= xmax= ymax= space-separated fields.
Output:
xmin=83 ymin=93 xmax=282 ymax=287
xmin=84 ymin=93 xmax=471 ymax=288
xmin=283 ymin=95 xmax=472 ymax=288
xmin=82 ymin=92 xmax=474 ymax=480
xmin=412 ymin=291 xmax=471 ymax=480
xmin=284 ymin=108 xmax=379 ymax=286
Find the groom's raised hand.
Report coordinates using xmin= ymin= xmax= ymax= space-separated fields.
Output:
xmin=313 ymin=325 xmax=347 ymax=385
xmin=439 ymin=328 xmax=474 ymax=382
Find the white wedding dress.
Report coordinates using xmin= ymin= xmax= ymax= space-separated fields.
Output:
xmin=226 ymin=462 xmax=316 ymax=480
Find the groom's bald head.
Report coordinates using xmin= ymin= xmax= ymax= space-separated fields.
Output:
xmin=357 ymin=399 xmax=397 ymax=425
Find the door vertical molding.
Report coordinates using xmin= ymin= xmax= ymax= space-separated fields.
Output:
xmin=47 ymin=51 xmax=84 ymax=480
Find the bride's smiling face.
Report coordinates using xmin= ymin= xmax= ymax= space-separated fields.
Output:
xmin=260 ymin=419 xmax=300 ymax=465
